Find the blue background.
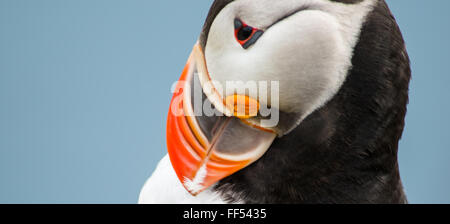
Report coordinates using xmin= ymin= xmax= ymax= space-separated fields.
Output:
xmin=0 ymin=0 xmax=449 ymax=204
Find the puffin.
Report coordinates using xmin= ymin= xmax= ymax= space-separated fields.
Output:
xmin=139 ymin=0 xmax=411 ymax=204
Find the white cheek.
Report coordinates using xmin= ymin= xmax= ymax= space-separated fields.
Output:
xmin=207 ymin=10 xmax=349 ymax=114
xmin=204 ymin=0 xmax=377 ymax=134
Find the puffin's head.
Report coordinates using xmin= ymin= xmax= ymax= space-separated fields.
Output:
xmin=167 ymin=0 xmax=379 ymax=195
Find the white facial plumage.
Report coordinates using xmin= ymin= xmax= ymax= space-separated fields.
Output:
xmin=204 ymin=0 xmax=377 ymax=134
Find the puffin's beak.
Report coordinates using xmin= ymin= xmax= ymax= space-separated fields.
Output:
xmin=167 ymin=43 xmax=277 ymax=195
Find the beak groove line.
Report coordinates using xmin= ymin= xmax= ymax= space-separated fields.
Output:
xmin=167 ymin=43 xmax=277 ymax=195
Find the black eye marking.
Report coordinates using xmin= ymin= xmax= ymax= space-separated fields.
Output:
xmin=234 ymin=18 xmax=264 ymax=49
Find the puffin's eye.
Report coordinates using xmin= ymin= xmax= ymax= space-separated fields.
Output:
xmin=237 ymin=26 xmax=253 ymax=41
xmin=234 ymin=19 xmax=264 ymax=49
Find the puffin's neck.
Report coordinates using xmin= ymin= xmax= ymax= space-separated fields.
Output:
xmin=215 ymin=0 xmax=411 ymax=204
